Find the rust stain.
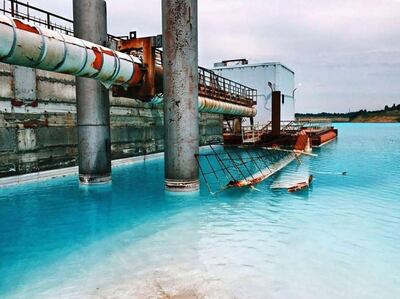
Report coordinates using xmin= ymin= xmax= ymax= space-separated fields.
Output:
xmin=128 ymin=64 xmax=143 ymax=85
xmin=11 ymin=98 xmax=24 ymax=107
xmin=65 ymin=113 xmax=74 ymax=128
xmin=14 ymin=19 xmax=39 ymax=34
xmin=22 ymin=119 xmax=40 ymax=128
xmin=91 ymin=47 xmax=103 ymax=71
xmin=27 ymin=99 xmax=38 ymax=108
xmin=115 ymin=75 xmax=127 ymax=84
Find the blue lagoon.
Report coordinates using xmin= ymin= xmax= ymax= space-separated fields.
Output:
xmin=0 ymin=123 xmax=399 ymax=298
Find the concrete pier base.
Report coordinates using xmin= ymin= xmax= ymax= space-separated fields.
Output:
xmin=165 ymin=179 xmax=200 ymax=192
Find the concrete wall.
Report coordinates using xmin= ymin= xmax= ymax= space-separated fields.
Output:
xmin=0 ymin=63 xmax=223 ymax=178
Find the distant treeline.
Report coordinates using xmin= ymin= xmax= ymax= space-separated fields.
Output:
xmin=296 ymin=104 xmax=400 ymax=123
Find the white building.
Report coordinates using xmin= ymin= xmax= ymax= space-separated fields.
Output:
xmin=212 ymin=61 xmax=296 ymax=124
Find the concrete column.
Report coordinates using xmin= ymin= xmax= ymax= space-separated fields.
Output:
xmin=162 ymin=0 xmax=199 ymax=192
xmin=271 ymin=91 xmax=281 ymax=137
xmin=73 ymin=0 xmax=111 ymax=184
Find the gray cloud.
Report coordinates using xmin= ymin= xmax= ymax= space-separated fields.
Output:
xmin=13 ymin=0 xmax=400 ymax=112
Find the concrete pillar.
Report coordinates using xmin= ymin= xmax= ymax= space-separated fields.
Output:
xmin=73 ymin=0 xmax=111 ymax=184
xmin=271 ymin=91 xmax=281 ymax=137
xmin=162 ymin=0 xmax=199 ymax=192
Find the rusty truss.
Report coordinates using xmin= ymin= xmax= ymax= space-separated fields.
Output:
xmin=195 ymin=145 xmax=297 ymax=194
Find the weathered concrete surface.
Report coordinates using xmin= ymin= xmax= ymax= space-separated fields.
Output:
xmin=0 ymin=63 xmax=223 ymax=178
xmin=162 ymin=0 xmax=200 ymax=191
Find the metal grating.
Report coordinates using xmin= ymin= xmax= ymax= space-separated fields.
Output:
xmin=196 ymin=145 xmax=296 ymax=194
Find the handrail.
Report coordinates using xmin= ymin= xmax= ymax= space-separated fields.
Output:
xmin=198 ymin=66 xmax=257 ymax=107
xmin=2 ymin=0 xmax=119 ymax=40
xmin=240 ymin=120 xmax=332 ymax=143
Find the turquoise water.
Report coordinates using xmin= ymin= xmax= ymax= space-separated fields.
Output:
xmin=0 ymin=123 xmax=399 ymax=298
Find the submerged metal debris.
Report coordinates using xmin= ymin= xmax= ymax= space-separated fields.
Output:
xmin=196 ymin=145 xmax=298 ymax=194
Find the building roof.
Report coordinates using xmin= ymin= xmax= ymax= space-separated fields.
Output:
xmin=212 ymin=61 xmax=295 ymax=75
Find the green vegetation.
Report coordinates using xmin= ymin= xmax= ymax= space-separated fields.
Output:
xmin=296 ymin=104 xmax=400 ymax=123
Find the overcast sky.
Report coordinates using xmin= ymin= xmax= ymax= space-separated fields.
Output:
xmin=21 ymin=0 xmax=400 ymax=113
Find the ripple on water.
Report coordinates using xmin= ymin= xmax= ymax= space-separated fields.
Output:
xmin=0 ymin=124 xmax=400 ymax=298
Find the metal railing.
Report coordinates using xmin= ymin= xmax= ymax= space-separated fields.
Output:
xmin=296 ymin=119 xmax=333 ymax=131
xmin=1 ymin=0 xmax=126 ymax=41
xmin=241 ymin=122 xmax=272 ymax=144
xmin=1 ymin=0 xmax=73 ymax=34
xmin=281 ymin=120 xmax=332 ymax=134
xmin=198 ymin=66 xmax=257 ymax=107
xmin=240 ymin=119 xmax=333 ymax=143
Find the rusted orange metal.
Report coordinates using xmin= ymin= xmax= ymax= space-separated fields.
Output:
xmin=310 ymin=129 xmax=337 ymax=146
xmin=113 ymin=36 xmax=257 ymax=109
xmin=113 ymin=36 xmax=163 ymax=100
xmin=294 ymin=130 xmax=308 ymax=151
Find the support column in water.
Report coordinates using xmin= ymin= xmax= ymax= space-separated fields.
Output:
xmin=73 ymin=0 xmax=111 ymax=184
xmin=162 ymin=0 xmax=200 ymax=191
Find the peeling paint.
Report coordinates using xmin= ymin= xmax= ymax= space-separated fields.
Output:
xmin=91 ymin=46 xmax=103 ymax=71
xmin=14 ymin=19 xmax=40 ymax=34
xmin=11 ymin=98 xmax=23 ymax=107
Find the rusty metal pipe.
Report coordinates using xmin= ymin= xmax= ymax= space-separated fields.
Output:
xmin=0 ymin=15 xmax=143 ymax=88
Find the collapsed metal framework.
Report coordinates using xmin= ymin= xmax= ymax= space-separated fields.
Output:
xmin=196 ymin=145 xmax=296 ymax=194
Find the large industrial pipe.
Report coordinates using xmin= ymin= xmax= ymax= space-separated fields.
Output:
xmin=151 ymin=96 xmax=256 ymax=117
xmin=0 ymin=15 xmax=143 ymax=88
xmin=162 ymin=0 xmax=199 ymax=192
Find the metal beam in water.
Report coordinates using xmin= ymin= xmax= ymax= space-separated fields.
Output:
xmin=162 ymin=0 xmax=199 ymax=192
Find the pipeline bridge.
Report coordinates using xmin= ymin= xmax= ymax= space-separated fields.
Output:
xmin=0 ymin=15 xmax=257 ymax=118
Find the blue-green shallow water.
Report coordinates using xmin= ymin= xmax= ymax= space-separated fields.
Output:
xmin=0 ymin=123 xmax=399 ymax=298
